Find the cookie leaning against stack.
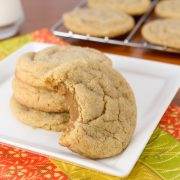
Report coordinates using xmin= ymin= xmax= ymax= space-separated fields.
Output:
xmin=42 ymin=46 xmax=137 ymax=159
xmin=63 ymin=8 xmax=135 ymax=37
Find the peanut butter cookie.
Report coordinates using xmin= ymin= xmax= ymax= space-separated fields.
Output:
xmin=43 ymin=53 xmax=137 ymax=159
xmin=142 ymin=19 xmax=180 ymax=49
xmin=88 ymin=0 xmax=151 ymax=16
xmin=10 ymin=97 xmax=69 ymax=132
xmin=155 ymin=0 xmax=180 ymax=19
xmin=63 ymin=8 xmax=134 ymax=37
xmin=13 ymin=77 xmax=67 ymax=112
xmin=15 ymin=45 xmax=112 ymax=87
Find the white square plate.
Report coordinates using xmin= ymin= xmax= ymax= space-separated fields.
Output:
xmin=0 ymin=42 xmax=179 ymax=177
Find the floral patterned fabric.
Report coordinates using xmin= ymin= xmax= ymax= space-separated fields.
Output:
xmin=0 ymin=144 xmax=68 ymax=180
xmin=159 ymin=105 xmax=180 ymax=140
xmin=0 ymin=29 xmax=179 ymax=179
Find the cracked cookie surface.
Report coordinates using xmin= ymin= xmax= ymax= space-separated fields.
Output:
xmin=142 ymin=19 xmax=180 ymax=49
xmin=88 ymin=0 xmax=151 ymax=16
xmin=13 ymin=77 xmax=67 ymax=112
xmin=43 ymin=51 xmax=137 ymax=159
xmin=155 ymin=0 xmax=180 ymax=19
xmin=63 ymin=8 xmax=134 ymax=37
xmin=15 ymin=45 xmax=112 ymax=87
xmin=10 ymin=97 xmax=69 ymax=132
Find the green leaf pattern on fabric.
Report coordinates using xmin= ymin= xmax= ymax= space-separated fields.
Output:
xmin=51 ymin=159 xmax=161 ymax=180
xmin=139 ymin=128 xmax=180 ymax=180
xmin=0 ymin=34 xmax=32 ymax=60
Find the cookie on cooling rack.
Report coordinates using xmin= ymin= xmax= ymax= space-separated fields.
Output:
xmin=88 ymin=0 xmax=151 ymax=16
xmin=155 ymin=0 xmax=180 ymax=19
xmin=142 ymin=19 xmax=180 ymax=49
xmin=63 ymin=8 xmax=134 ymax=37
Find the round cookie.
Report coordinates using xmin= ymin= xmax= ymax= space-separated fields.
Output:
xmin=10 ymin=97 xmax=69 ymax=132
xmin=155 ymin=0 xmax=180 ymax=19
xmin=88 ymin=0 xmax=151 ymax=16
xmin=142 ymin=19 xmax=180 ymax=49
xmin=63 ymin=8 xmax=135 ymax=37
xmin=15 ymin=45 xmax=112 ymax=87
xmin=12 ymin=77 xmax=68 ymax=113
xmin=43 ymin=52 xmax=137 ymax=159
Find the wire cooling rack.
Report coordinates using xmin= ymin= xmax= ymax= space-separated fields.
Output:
xmin=51 ymin=0 xmax=180 ymax=54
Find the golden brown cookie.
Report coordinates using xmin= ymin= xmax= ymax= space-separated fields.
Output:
xmin=43 ymin=50 xmax=137 ymax=159
xmin=88 ymin=0 xmax=151 ymax=16
xmin=63 ymin=8 xmax=134 ymax=37
xmin=155 ymin=0 xmax=180 ymax=19
xmin=142 ymin=19 xmax=180 ymax=49
xmin=10 ymin=97 xmax=69 ymax=132
xmin=15 ymin=45 xmax=112 ymax=87
xmin=12 ymin=77 xmax=67 ymax=113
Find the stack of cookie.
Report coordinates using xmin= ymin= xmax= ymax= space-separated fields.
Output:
xmin=63 ymin=0 xmax=151 ymax=38
xmin=11 ymin=49 xmax=70 ymax=132
xmin=142 ymin=0 xmax=180 ymax=49
xmin=11 ymin=45 xmax=137 ymax=159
